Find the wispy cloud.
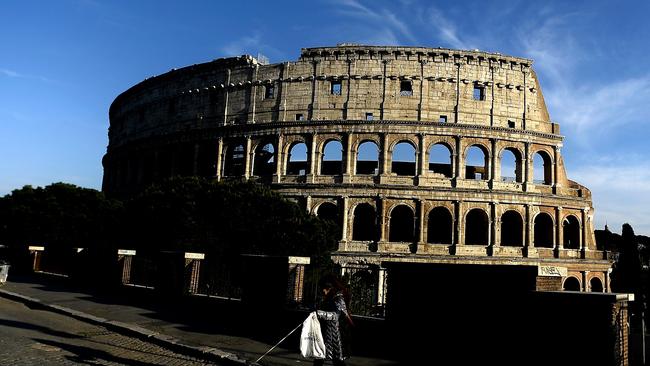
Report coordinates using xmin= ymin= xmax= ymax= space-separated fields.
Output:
xmin=0 ymin=67 xmax=55 ymax=83
xmin=425 ymin=6 xmax=473 ymax=50
xmin=572 ymin=163 xmax=650 ymax=234
xmin=220 ymin=34 xmax=284 ymax=61
xmin=548 ymin=76 xmax=650 ymax=138
xmin=331 ymin=0 xmax=417 ymax=45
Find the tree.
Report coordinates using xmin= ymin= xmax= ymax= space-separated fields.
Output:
xmin=123 ymin=177 xmax=338 ymax=258
xmin=0 ymin=183 xmax=123 ymax=249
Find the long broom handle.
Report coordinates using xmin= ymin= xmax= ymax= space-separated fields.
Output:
xmin=254 ymin=322 xmax=303 ymax=364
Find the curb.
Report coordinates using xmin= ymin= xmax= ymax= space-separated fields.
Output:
xmin=0 ymin=288 xmax=258 ymax=366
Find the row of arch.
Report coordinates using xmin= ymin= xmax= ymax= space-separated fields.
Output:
xmin=224 ymin=138 xmax=555 ymax=184
xmin=563 ymin=276 xmax=604 ymax=292
xmin=316 ymin=201 xmax=582 ymax=248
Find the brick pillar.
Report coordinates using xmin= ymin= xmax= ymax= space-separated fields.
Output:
xmin=287 ymin=257 xmax=310 ymax=304
xmin=184 ymin=252 xmax=204 ymax=295
xmin=28 ymin=246 xmax=44 ymax=272
xmin=117 ymin=249 xmax=136 ymax=285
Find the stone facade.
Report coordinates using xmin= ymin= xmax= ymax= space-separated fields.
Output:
xmin=103 ymin=45 xmax=612 ymax=296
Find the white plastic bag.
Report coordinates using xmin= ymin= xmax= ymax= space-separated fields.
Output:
xmin=300 ymin=311 xmax=326 ymax=359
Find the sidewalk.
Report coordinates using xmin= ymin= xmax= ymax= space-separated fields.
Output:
xmin=0 ymin=274 xmax=401 ymax=366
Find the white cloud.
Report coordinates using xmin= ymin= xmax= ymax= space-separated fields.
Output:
xmin=547 ymin=76 xmax=650 ymax=138
xmin=221 ymin=35 xmax=262 ymax=57
xmin=331 ymin=0 xmax=417 ymax=44
xmin=571 ymin=163 xmax=650 ymax=235
xmin=425 ymin=7 xmax=472 ymax=50
xmin=0 ymin=67 xmax=55 ymax=83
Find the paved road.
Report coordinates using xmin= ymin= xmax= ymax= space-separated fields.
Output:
xmin=0 ymin=296 xmax=218 ymax=365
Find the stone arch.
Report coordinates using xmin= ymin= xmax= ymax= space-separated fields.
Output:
xmin=563 ymin=276 xmax=581 ymax=291
xmin=563 ymin=215 xmax=581 ymax=249
xmin=223 ymin=141 xmax=245 ymax=176
xmin=352 ymin=203 xmax=377 ymax=241
xmin=286 ymin=141 xmax=309 ymax=176
xmin=590 ymin=277 xmax=603 ymax=292
xmin=356 ymin=140 xmax=379 ymax=175
xmin=533 ymin=150 xmax=553 ymax=185
xmin=252 ymin=142 xmax=275 ymax=178
xmin=316 ymin=201 xmax=341 ymax=237
xmin=321 ymin=139 xmax=344 ymax=175
xmin=427 ymin=206 xmax=453 ymax=244
xmin=465 ymin=208 xmax=489 ymax=245
xmin=500 ymin=147 xmax=523 ymax=183
xmin=533 ymin=212 xmax=554 ymax=248
xmin=389 ymin=204 xmax=415 ymax=242
xmin=465 ymin=144 xmax=489 ymax=180
xmin=500 ymin=210 xmax=523 ymax=246
xmin=428 ymin=142 xmax=453 ymax=177
xmin=391 ymin=141 xmax=417 ymax=176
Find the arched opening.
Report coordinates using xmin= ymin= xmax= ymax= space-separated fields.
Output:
xmin=563 ymin=215 xmax=580 ymax=249
xmin=317 ymin=202 xmax=341 ymax=238
xmin=356 ymin=141 xmax=379 ymax=175
xmin=391 ymin=141 xmax=416 ymax=176
xmin=286 ymin=142 xmax=308 ymax=176
xmin=429 ymin=143 xmax=452 ymax=177
xmin=533 ymin=151 xmax=552 ymax=185
xmin=197 ymin=141 xmax=218 ymax=178
xmin=321 ymin=140 xmax=343 ymax=176
xmin=427 ymin=207 xmax=452 ymax=244
xmin=253 ymin=143 xmax=275 ymax=178
xmin=224 ymin=143 xmax=245 ymax=176
xmin=500 ymin=148 xmax=522 ymax=183
xmin=563 ymin=277 xmax=581 ymax=291
xmin=465 ymin=208 xmax=489 ymax=246
xmin=534 ymin=213 xmax=554 ymax=248
xmin=352 ymin=203 xmax=376 ymax=241
xmin=465 ymin=145 xmax=488 ymax=180
xmin=590 ymin=277 xmax=603 ymax=292
xmin=500 ymin=210 xmax=523 ymax=246
xmin=389 ymin=205 xmax=415 ymax=242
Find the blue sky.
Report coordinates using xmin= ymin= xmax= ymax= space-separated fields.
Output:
xmin=1 ymin=0 xmax=649 ymax=235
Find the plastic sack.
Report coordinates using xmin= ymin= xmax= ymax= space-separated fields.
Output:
xmin=300 ymin=311 xmax=326 ymax=359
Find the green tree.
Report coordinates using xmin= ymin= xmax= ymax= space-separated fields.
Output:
xmin=0 ymin=183 xmax=123 ymax=249
xmin=123 ymin=177 xmax=338 ymax=258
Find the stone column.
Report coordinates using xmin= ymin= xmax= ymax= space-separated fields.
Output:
xmin=417 ymin=133 xmax=426 ymax=179
xmin=341 ymin=196 xmax=350 ymax=242
xmin=581 ymin=208 xmax=588 ymax=256
xmin=215 ymin=138 xmax=224 ymax=181
xmin=287 ymin=257 xmax=310 ymax=304
xmin=454 ymin=136 xmax=463 ymax=183
xmin=553 ymin=146 xmax=561 ymax=190
xmin=307 ymin=133 xmax=318 ymax=183
xmin=244 ymin=136 xmax=252 ymax=180
xmin=523 ymin=142 xmax=531 ymax=190
xmin=556 ymin=206 xmax=564 ymax=251
xmin=379 ymin=133 xmax=390 ymax=176
xmin=378 ymin=196 xmax=388 ymax=245
xmin=417 ymin=199 xmax=426 ymax=248
xmin=489 ymin=138 xmax=497 ymax=185
xmin=455 ymin=201 xmax=463 ymax=247
xmin=273 ymin=134 xmax=284 ymax=183
xmin=343 ymin=133 xmax=354 ymax=183
xmin=489 ymin=202 xmax=497 ymax=250
xmin=250 ymin=64 xmax=258 ymax=123
xmin=377 ymin=267 xmax=387 ymax=306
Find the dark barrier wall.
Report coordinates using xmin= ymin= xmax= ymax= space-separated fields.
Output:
xmin=384 ymin=262 xmax=627 ymax=366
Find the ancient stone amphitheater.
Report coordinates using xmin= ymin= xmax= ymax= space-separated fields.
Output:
xmin=103 ymin=45 xmax=611 ymax=297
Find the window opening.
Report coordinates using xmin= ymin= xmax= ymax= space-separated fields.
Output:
xmin=400 ymin=80 xmax=413 ymax=96
xmin=264 ymin=85 xmax=274 ymax=99
xmin=473 ymin=85 xmax=485 ymax=101
xmin=331 ymin=81 xmax=342 ymax=95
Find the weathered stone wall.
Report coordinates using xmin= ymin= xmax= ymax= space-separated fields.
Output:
xmin=103 ymin=45 xmax=610 ymax=294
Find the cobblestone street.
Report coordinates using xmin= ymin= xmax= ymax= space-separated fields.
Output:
xmin=0 ymin=296 xmax=217 ymax=365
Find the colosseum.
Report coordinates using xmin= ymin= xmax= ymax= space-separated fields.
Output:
xmin=103 ymin=45 xmax=612 ymax=301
